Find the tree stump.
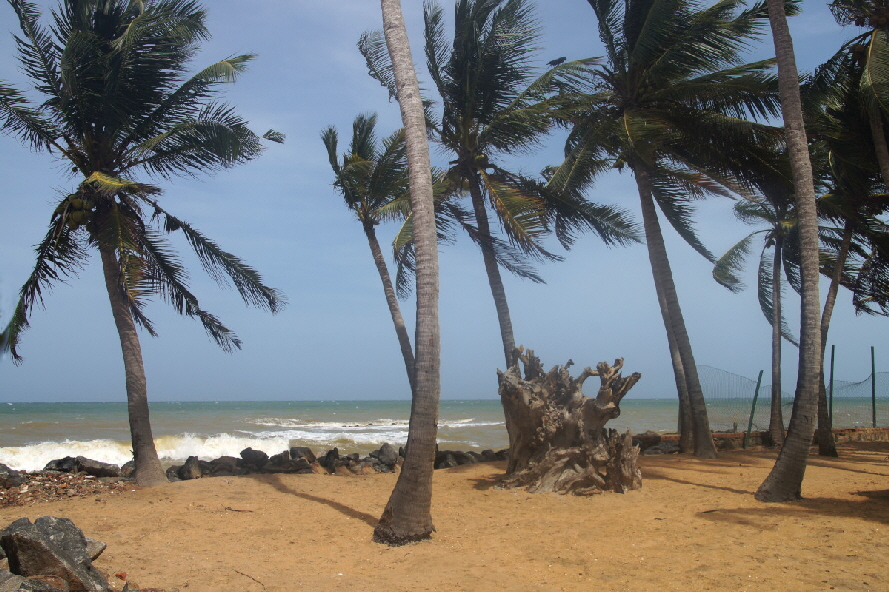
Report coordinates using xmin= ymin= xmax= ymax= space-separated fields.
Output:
xmin=497 ymin=348 xmax=643 ymax=495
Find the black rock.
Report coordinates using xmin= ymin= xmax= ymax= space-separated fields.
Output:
xmin=268 ymin=451 xmax=290 ymax=467
xmin=239 ymin=448 xmax=269 ymax=468
xmin=177 ymin=457 xmax=202 ymax=481
xmin=371 ymin=443 xmax=399 ymax=466
xmin=0 ymin=517 xmax=109 ymax=591
xmin=289 ymin=447 xmax=316 ymax=463
xmin=165 ymin=466 xmax=181 ymax=482
xmin=0 ymin=464 xmax=27 ymax=489
xmin=318 ymin=448 xmax=339 ymax=470
xmin=74 ymin=457 xmax=120 ymax=479
xmin=42 ymin=458 xmax=77 ymax=474
xmin=0 ymin=570 xmax=67 ymax=591
xmin=479 ymin=449 xmax=498 ymax=462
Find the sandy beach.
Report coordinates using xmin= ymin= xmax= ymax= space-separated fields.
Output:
xmin=1 ymin=442 xmax=887 ymax=592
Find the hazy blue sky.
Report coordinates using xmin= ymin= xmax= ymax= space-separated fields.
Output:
xmin=0 ymin=0 xmax=885 ymax=403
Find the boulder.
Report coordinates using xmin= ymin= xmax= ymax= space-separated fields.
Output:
xmin=83 ymin=539 xmax=105 ymax=562
xmin=42 ymin=458 xmax=77 ymax=474
xmin=0 ymin=517 xmax=109 ymax=591
xmin=289 ymin=447 xmax=316 ymax=463
xmin=0 ymin=464 xmax=27 ymax=489
xmin=435 ymin=453 xmax=459 ymax=469
xmin=371 ymin=443 xmax=399 ymax=467
xmin=207 ymin=456 xmax=241 ymax=476
xmin=267 ymin=451 xmax=290 ymax=467
xmin=479 ymin=449 xmax=498 ymax=462
xmin=120 ymin=462 xmax=135 ymax=479
xmin=318 ymin=448 xmax=339 ymax=471
xmin=74 ymin=458 xmax=120 ymax=479
xmin=0 ymin=570 xmax=66 ymax=591
xmin=177 ymin=457 xmax=202 ymax=481
xmin=164 ymin=466 xmax=181 ymax=482
xmin=239 ymin=448 xmax=269 ymax=469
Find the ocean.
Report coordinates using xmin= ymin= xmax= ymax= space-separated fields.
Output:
xmin=0 ymin=397 xmax=884 ymax=472
xmin=0 ymin=399 xmax=682 ymax=472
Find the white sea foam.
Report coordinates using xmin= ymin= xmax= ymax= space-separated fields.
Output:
xmin=0 ymin=440 xmax=134 ymax=472
xmin=153 ymin=433 xmax=293 ymax=462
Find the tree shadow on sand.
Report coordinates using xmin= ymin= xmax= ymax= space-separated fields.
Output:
xmin=247 ymin=473 xmax=379 ymax=527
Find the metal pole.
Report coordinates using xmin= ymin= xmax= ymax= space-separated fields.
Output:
xmin=829 ymin=344 xmax=835 ymax=425
xmin=872 ymin=346 xmax=877 ymax=428
xmin=745 ymin=370 xmax=764 ymax=449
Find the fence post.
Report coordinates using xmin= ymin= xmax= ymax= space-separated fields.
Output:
xmin=744 ymin=369 xmax=764 ymax=449
xmin=872 ymin=346 xmax=877 ymax=428
xmin=829 ymin=344 xmax=835 ymax=425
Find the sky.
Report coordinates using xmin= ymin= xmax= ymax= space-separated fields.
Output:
xmin=0 ymin=0 xmax=885 ymax=403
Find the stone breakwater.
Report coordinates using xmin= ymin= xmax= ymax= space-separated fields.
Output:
xmin=164 ymin=444 xmax=510 ymax=481
xmin=0 ymin=445 xmax=511 ymax=495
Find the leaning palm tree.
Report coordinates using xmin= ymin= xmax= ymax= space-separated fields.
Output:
xmin=755 ymin=0 xmax=823 ymax=502
xmin=375 ymin=0 xmax=442 ymax=546
xmin=362 ymin=0 xmax=639 ymax=370
xmin=422 ymin=0 xmax=638 ymax=368
xmin=0 ymin=0 xmax=283 ymax=486
xmin=548 ymin=0 xmax=782 ymax=458
xmin=322 ymin=114 xmax=416 ymax=392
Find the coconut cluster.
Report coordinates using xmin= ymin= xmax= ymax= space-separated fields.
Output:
xmin=54 ymin=194 xmax=96 ymax=230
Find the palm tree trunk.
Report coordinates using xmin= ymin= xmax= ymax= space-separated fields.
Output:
xmin=99 ymin=245 xmax=166 ymax=487
xmin=756 ymin=0 xmax=822 ymax=502
xmin=375 ymin=0 xmax=441 ymax=546
xmin=634 ymin=164 xmax=718 ymax=459
xmin=656 ymin=274 xmax=694 ymax=452
xmin=467 ymin=174 xmax=518 ymax=368
xmin=868 ymin=107 xmax=889 ymax=189
xmin=769 ymin=237 xmax=785 ymax=447
xmin=816 ymin=224 xmax=852 ymax=457
xmin=364 ymin=220 xmax=416 ymax=393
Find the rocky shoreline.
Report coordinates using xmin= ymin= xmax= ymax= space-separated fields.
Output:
xmin=0 ymin=443 xmax=512 ymax=507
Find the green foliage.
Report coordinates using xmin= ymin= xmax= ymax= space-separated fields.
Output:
xmin=549 ymin=0 xmax=783 ymax=259
xmin=0 ymin=0 xmax=283 ymax=361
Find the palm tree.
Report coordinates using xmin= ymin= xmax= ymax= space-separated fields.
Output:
xmin=375 ymin=0 xmax=442 ymax=546
xmin=829 ymin=0 xmax=889 ymax=186
xmin=755 ymin=0 xmax=823 ymax=502
xmin=548 ymin=0 xmax=782 ymax=458
xmin=713 ymin=174 xmax=799 ymax=447
xmin=362 ymin=0 xmax=639 ymax=370
xmin=322 ymin=114 xmax=416 ymax=392
xmin=421 ymin=0 xmax=638 ymax=368
xmin=804 ymin=53 xmax=889 ymax=455
xmin=0 ymin=0 xmax=283 ymax=486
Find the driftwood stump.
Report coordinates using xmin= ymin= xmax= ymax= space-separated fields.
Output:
xmin=497 ymin=348 xmax=642 ymax=495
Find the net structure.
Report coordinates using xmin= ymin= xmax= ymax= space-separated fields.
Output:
xmin=696 ymin=366 xmax=888 ymax=432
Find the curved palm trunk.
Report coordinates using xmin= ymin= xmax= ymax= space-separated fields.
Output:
xmin=364 ymin=220 xmax=416 ymax=393
xmin=634 ymin=165 xmax=717 ymax=458
xmin=99 ymin=246 xmax=166 ymax=487
xmin=756 ymin=0 xmax=822 ymax=502
xmin=467 ymin=174 xmax=518 ymax=369
xmin=816 ymin=224 xmax=853 ymax=457
xmin=375 ymin=0 xmax=441 ymax=546
xmin=769 ymin=237 xmax=785 ymax=446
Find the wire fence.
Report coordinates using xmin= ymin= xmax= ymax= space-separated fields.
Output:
xmin=697 ymin=365 xmax=889 ymax=433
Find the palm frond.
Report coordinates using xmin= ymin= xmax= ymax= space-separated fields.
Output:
xmin=152 ymin=206 xmax=284 ymax=313
xmin=0 ymin=212 xmax=87 ymax=362
xmin=138 ymin=229 xmax=242 ymax=351
xmin=757 ymin=249 xmax=799 ymax=346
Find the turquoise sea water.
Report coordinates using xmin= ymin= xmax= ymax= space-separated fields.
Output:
xmin=0 ymin=397 xmax=884 ymax=471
